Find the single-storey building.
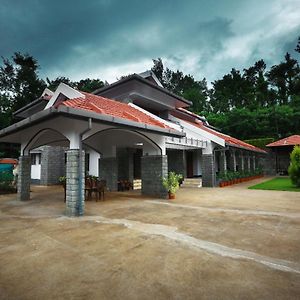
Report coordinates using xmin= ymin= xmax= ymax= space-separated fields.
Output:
xmin=266 ymin=135 xmax=300 ymax=175
xmin=0 ymin=71 xmax=265 ymax=216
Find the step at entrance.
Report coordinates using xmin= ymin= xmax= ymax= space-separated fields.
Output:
xmin=181 ymin=178 xmax=202 ymax=188
xmin=133 ymin=179 xmax=142 ymax=190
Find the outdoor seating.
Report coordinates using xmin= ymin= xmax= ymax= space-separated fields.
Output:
xmin=118 ymin=179 xmax=133 ymax=191
xmin=85 ymin=177 xmax=106 ymax=201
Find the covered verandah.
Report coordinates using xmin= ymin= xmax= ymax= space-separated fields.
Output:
xmin=0 ymin=105 xmax=184 ymax=216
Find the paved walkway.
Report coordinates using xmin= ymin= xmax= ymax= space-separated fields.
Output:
xmin=0 ymin=177 xmax=299 ymax=299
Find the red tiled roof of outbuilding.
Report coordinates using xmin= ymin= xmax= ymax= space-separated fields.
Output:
xmin=0 ymin=158 xmax=18 ymax=164
xmin=60 ymin=92 xmax=171 ymax=130
xmin=266 ymin=135 xmax=300 ymax=147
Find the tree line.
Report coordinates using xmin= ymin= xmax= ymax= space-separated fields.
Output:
xmin=151 ymin=37 xmax=300 ymax=140
xmin=0 ymin=37 xmax=300 ymax=141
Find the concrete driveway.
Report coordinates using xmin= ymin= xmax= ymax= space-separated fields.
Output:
xmin=0 ymin=178 xmax=300 ymax=299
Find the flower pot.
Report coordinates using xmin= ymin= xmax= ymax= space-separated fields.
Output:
xmin=168 ymin=192 xmax=175 ymax=199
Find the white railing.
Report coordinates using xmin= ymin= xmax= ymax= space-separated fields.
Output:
xmin=165 ymin=136 xmax=207 ymax=148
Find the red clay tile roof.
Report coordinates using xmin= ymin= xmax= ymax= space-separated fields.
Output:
xmin=183 ymin=118 xmax=266 ymax=153
xmin=0 ymin=158 xmax=18 ymax=164
xmin=60 ymin=92 xmax=170 ymax=130
xmin=266 ymin=135 xmax=300 ymax=147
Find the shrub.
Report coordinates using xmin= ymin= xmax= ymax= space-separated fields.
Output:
xmin=288 ymin=145 xmax=300 ymax=187
xmin=162 ymin=172 xmax=183 ymax=194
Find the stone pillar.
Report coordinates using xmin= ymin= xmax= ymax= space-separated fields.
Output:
xmin=238 ymin=152 xmax=244 ymax=171
xmin=141 ymin=155 xmax=168 ymax=198
xmin=228 ymin=150 xmax=237 ymax=172
xmin=253 ymin=154 xmax=256 ymax=170
xmin=17 ymin=156 xmax=31 ymax=201
xmin=247 ymin=155 xmax=251 ymax=171
xmin=219 ymin=150 xmax=227 ymax=173
xmin=65 ymin=150 xmax=85 ymax=217
xmin=202 ymin=154 xmax=216 ymax=187
xmin=99 ymin=157 xmax=118 ymax=191
xmin=167 ymin=149 xmax=186 ymax=178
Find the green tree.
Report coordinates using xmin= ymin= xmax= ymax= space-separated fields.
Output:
xmin=267 ymin=53 xmax=300 ymax=104
xmin=288 ymin=146 xmax=300 ymax=187
xmin=0 ymin=53 xmax=46 ymax=113
xmin=76 ymin=78 xmax=105 ymax=93
xmin=151 ymin=58 xmax=210 ymax=113
xmin=46 ymin=76 xmax=76 ymax=91
xmin=295 ymin=37 xmax=300 ymax=53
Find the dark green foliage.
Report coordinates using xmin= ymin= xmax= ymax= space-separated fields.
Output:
xmin=76 ymin=78 xmax=105 ymax=93
xmin=244 ymin=138 xmax=275 ymax=150
xmin=0 ymin=170 xmax=15 ymax=194
xmin=0 ymin=52 xmax=46 ymax=129
xmin=296 ymin=37 xmax=300 ymax=53
xmin=206 ymin=105 xmax=300 ymax=140
xmin=46 ymin=77 xmax=105 ymax=93
xmin=151 ymin=58 xmax=210 ymax=113
xmin=288 ymin=146 xmax=300 ymax=187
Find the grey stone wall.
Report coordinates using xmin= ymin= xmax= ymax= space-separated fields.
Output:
xmin=261 ymin=152 xmax=276 ymax=175
xmin=167 ymin=149 xmax=186 ymax=177
xmin=40 ymin=146 xmax=65 ymax=185
xmin=228 ymin=150 xmax=237 ymax=172
xmin=141 ymin=155 xmax=168 ymax=198
xmin=99 ymin=157 xmax=118 ymax=191
xmin=117 ymin=148 xmax=134 ymax=182
xmin=237 ymin=152 xmax=244 ymax=171
xmin=219 ymin=151 xmax=227 ymax=173
xmin=202 ymin=154 xmax=216 ymax=187
xmin=65 ymin=150 xmax=85 ymax=217
xmin=17 ymin=156 xmax=31 ymax=201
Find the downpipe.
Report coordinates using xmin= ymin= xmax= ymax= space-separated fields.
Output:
xmin=77 ymin=118 xmax=92 ymax=216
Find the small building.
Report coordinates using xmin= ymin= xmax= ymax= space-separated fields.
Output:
xmin=266 ymin=135 xmax=300 ymax=175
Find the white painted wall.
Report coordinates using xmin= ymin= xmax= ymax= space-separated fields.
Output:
xmin=30 ymin=153 xmax=41 ymax=180
xmin=193 ymin=150 xmax=202 ymax=176
xmin=86 ymin=149 xmax=100 ymax=176
xmin=31 ymin=165 xmax=41 ymax=179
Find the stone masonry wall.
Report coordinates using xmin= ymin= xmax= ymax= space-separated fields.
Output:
xmin=40 ymin=146 xmax=65 ymax=185
xmin=202 ymin=154 xmax=216 ymax=187
xmin=141 ymin=155 xmax=168 ymax=198
xmin=117 ymin=148 xmax=134 ymax=182
xmin=65 ymin=150 xmax=85 ymax=217
xmin=167 ymin=149 xmax=186 ymax=178
xmin=99 ymin=157 xmax=118 ymax=191
xmin=17 ymin=156 xmax=31 ymax=201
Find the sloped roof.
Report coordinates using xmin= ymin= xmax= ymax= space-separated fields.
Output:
xmin=60 ymin=92 xmax=171 ymax=130
xmin=183 ymin=118 xmax=266 ymax=153
xmin=266 ymin=135 xmax=300 ymax=147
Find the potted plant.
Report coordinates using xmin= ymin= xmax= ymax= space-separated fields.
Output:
xmin=162 ymin=172 xmax=183 ymax=199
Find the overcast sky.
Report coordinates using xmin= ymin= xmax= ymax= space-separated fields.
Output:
xmin=1 ymin=0 xmax=300 ymax=84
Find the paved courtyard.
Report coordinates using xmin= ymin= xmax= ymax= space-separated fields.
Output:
xmin=0 ymin=177 xmax=300 ymax=299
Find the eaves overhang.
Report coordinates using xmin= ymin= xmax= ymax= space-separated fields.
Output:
xmin=0 ymin=106 xmax=185 ymax=140
xmin=225 ymin=142 xmax=267 ymax=154
xmin=93 ymin=74 xmax=192 ymax=107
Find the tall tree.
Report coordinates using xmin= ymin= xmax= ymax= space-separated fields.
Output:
xmin=76 ymin=78 xmax=105 ymax=93
xmin=295 ymin=36 xmax=300 ymax=53
xmin=267 ymin=53 xmax=300 ymax=104
xmin=151 ymin=58 xmax=210 ymax=113
xmin=0 ymin=53 xmax=46 ymax=112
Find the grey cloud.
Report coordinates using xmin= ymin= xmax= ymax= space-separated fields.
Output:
xmin=0 ymin=0 xmax=299 ymax=83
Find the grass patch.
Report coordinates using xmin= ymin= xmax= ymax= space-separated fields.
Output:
xmin=249 ymin=177 xmax=300 ymax=192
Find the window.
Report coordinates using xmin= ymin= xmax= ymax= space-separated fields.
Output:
xmin=31 ymin=153 xmax=41 ymax=165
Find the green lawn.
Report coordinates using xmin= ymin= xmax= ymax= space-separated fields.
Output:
xmin=248 ymin=177 xmax=300 ymax=192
